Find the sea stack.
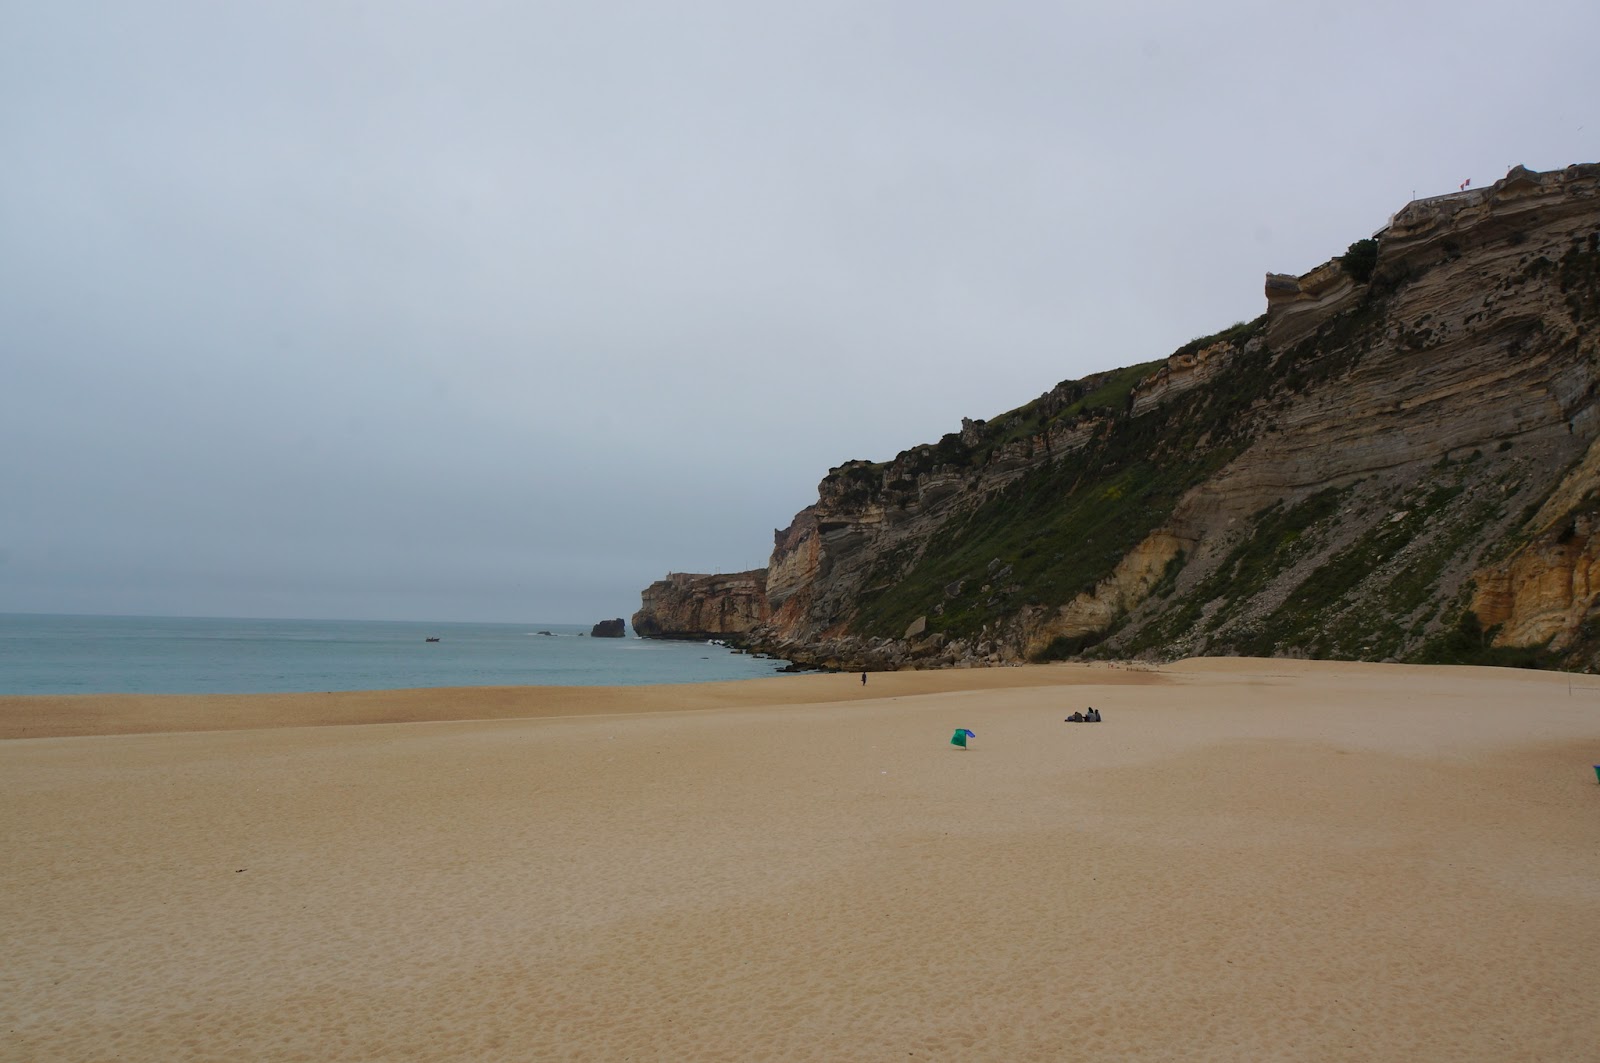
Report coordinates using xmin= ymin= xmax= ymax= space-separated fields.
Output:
xmin=590 ymin=618 xmax=626 ymax=638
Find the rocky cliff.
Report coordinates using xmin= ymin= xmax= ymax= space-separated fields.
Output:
xmin=641 ymin=163 xmax=1600 ymax=671
xmin=632 ymin=570 xmax=770 ymax=639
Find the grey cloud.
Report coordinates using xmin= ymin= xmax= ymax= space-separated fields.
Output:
xmin=3 ymin=1 xmax=1596 ymax=621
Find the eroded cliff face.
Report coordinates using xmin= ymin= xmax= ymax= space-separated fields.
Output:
xmin=640 ymin=163 xmax=1600 ymax=670
xmin=1470 ymin=431 xmax=1600 ymax=652
xmin=1473 ymin=518 xmax=1600 ymax=650
xmin=631 ymin=570 xmax=769 ymax=639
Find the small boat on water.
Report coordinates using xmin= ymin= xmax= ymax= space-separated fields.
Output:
xmin=425 ymin=637 xmax=441 ymax=643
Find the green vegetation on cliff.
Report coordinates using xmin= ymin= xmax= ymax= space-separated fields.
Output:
xmin=850 ymin=318 xmax=1273 ymax=639
xmin=1340 ymin=238 xmax=1379 ymax=284
xmin=969 ymin=358 xmax=1159 ymax=463
xmin=846 ymin=252 xmax=1579 ymax=662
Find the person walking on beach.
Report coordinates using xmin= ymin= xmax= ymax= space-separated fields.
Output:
xmin=861 ymin=671 xmax=867 ymax=686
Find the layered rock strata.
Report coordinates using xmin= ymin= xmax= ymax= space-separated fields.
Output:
xmin=632 ymin=570 xmax=769 ymax=639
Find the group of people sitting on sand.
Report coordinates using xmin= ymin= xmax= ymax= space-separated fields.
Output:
xmin=1064 ymin=707 xmax=1102 ymax=723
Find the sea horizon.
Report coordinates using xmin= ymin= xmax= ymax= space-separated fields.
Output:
xmin=1 ymin=609 xmax=606 ymax=627
xmin=0 ymin=612 xmax=788 ymax=696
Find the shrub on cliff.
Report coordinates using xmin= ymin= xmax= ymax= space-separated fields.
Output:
xmin=1340 ymin=239 xmax=1379 ymax=285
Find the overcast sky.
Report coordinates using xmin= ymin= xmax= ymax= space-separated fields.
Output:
xmin=2 ymin=1 xmax=1595 ymax=624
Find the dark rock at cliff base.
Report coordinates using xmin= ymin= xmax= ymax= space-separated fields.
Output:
xmin=590 ymin=619 xmax=626 ymax=638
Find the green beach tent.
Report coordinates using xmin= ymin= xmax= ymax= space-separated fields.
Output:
xmin=950 ymin=728 xmax=975 ymax=748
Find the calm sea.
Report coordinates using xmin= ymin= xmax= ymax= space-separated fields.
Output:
xmin=0 ymin=614 xmax=791 ymax=695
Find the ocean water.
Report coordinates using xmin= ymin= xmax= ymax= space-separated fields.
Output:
xmin=0 ymin=614 xmax=791 ymax=695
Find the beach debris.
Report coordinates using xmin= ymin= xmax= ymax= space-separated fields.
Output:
xmin=950 ymin=728 xmax=975 ymax=749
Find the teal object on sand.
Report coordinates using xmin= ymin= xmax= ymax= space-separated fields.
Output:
xmin=951 ymin=728 xmax=974 ymax=748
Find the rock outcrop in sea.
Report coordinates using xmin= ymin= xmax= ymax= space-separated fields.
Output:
xmin=638 ymin=163 xmax=1600 ymax=672
xmin=590 ymin=619 xmax=626 ymax=638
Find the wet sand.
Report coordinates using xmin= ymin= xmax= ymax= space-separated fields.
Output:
xmin=3 ymin=659 xmax=1597 ymax=1061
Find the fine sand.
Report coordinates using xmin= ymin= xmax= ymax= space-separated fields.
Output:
xmin=3 ymin=659 xmax=1597 ymax=1061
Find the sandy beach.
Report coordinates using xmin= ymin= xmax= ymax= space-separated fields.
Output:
xmin=3 ymin=658 xmax=1597 ymax=1061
